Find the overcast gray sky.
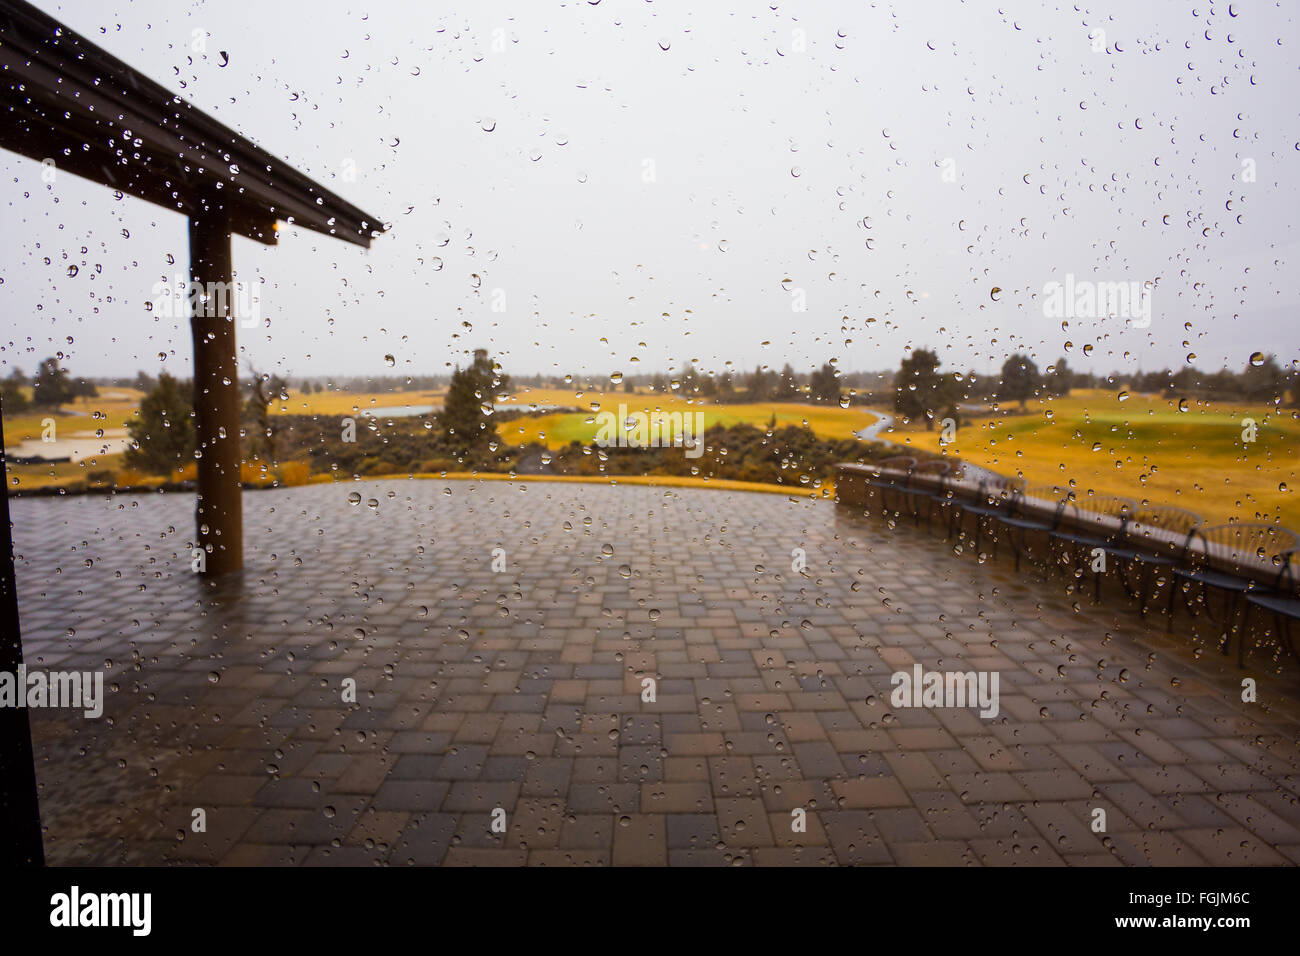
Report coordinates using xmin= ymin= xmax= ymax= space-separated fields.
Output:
xmin=1 ymin=0 xmax=1297 ymax=382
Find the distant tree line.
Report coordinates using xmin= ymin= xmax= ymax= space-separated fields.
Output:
xmin=15 ymin=352 xmax=1297 ymax=415
xmin=887 ymin=348 xmax=1297 ymax=429
xmin=1 ymin=358 xmax=98 ymax=413
xmin=120 ymin=348 xmax=513 ymax=476
xmin=11 ymin=346 xmax=1297 ymax=484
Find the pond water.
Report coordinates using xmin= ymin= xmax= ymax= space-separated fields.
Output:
xmin=10 ymin=430 xmax=131 ymax=463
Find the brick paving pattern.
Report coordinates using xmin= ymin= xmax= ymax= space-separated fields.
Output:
xmin=10 ymin=479 xmax=1300 ymax=865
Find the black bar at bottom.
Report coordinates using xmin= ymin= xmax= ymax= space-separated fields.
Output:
xmin=0 ymin=865 xmax=1282 ymax=942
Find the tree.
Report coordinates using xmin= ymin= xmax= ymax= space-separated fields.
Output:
xmin=894 ymin=349 xmax=950 ymax=429
xmin=72 ymin=377 xmax=99 ymax=402
xmin=125 ymin=372 xmax=195 ymax=475
xmin=1167 ymin=366 xmax=1199 ymax=398
xmin=1 ymin=368 xmax=30 ymax=414
xmin=1047 ymin=357 xmax=1073 ymax=397
xmin=746 ymin=366 xmax=772 ymax=402
xmin=809 ymin=363 xmax=840 ymax=404
xmin=775 ymin=364 xmax=798 ymax=400
xmin=1124 ymin=367 xmax=1169 ymax=395
xmin=1242 ymin=353 xmax=1286 ymax=405
xmin=716 ymin=371 xmax=735 ymax=402
xmin=245 ymin=365 xmax=289 ymax=463
xmin=998 ymin=353 xmax=1040 ymax=409
xmin=32 ymin=356 xmax=73 ymax=408
xmin=442 ymin=348 xmax=506 ymax=452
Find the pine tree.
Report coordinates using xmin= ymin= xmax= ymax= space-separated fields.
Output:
xmin=1242 ymin=353 xmax=1286 ymax=404
xmin=998 ymin=354 xmax=1041 ymax=409
xmin=894 ymin=348 xmax=950 ymax=429
xmin=1047 ymin=357 xmax=1073 ymax=397
xmin=716 ymin=371 xmax=735 ymax=401
xmin=125 ymin=372 xmax=195 ymax=475
xmin=775 ymin=364 xmax=798 ymax=400
xmin=809 ymin=363 xmax=840 ymax=404
xmin=442 ymin=349 xmax=504 ymax=452
xmin=1 ymin=369 xmax=30 ymax=414
xmin=32 ymin=356 xmax=73 ymax=408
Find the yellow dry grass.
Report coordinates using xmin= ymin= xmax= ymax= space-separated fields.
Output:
xmin=274 ymin=388 xmax=446 ymax=417
xmin=888 ymin=389 xmax=1300 ymax=530
xmin=2 ymin=388 xmax=143 ymax=447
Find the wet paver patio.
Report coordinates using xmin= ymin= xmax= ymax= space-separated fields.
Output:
xmin=10 ymin=479 xmax=1300 ymax=865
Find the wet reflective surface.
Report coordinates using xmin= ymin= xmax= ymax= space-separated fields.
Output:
xmin=12 ymin=480 xmax=1300 ymax=865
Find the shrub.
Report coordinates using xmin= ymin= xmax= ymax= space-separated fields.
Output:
xmin=115 ymin=466 xmax=149 ymax=487
xmin=277 ymin=460 xmax=311 ymax=486
xmin=240 ymin=461 xmax=275 ymax=486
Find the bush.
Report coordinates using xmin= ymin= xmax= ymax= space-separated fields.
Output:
xmin=277 ymin=460 xmax=311 ymax=486
xmin=240 ymin=461 xmax=275 ymax=486
xmin=115 ymin=466 xmax=149 ymax=487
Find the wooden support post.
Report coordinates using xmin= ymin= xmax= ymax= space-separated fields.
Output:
xmin=189 ymin=196 xmax=243 ymax=575
xmin=0 ymin=400 xmax=45 ymax=865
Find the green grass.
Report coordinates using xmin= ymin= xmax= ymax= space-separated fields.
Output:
xmin=499 ymin=390 xmax=875 ymax=447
